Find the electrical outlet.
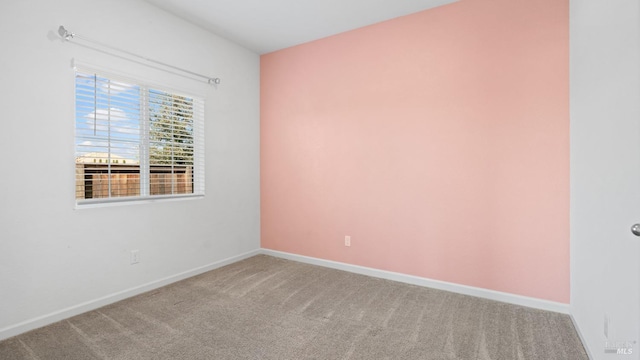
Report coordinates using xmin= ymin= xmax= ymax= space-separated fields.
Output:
xmin=345 ymin=236 xmax=351 ymax=247
xmin=130 ymin=250 xmax=140 ymax=264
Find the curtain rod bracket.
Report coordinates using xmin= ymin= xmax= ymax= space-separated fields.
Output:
xmin=58 ymin=25 xmax=74 ymax=41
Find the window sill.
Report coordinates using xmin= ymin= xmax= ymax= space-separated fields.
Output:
xmin=75 ymin=194 xmax=204 ymax=209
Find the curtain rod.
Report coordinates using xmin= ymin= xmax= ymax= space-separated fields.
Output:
xmin=58 ymin=25 xmax=221 ymax=85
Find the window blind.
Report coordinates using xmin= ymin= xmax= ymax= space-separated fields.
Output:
xmin=74 ymin=68 xmax=205 ymax=205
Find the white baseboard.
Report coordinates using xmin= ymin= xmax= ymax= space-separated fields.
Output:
xmin=0 ymin=249 xmax=261 ymax=342
xmin=0 ymin=248 xmax=571 ymax=343
xmin=261 ymin=249 xmax=570 ymax=314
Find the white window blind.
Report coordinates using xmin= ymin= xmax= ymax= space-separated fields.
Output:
xmin=74 ymin=68 xmax=205 ymax=206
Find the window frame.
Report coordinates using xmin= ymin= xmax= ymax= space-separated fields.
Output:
xmin=73 ymin=65 xmax=205 ymax=208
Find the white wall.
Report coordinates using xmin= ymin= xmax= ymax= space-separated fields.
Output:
xmin=0 ymin=0 xmax=260 ymax=340
xmin=571 ymin=0 xmax=640 ymax=358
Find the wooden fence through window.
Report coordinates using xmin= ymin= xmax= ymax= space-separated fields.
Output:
xmin=75 ymin=164 xmax=193 ymax=200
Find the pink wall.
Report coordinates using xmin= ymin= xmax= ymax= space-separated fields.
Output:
xmin=261 ymin=0 xmax=569 ymax=303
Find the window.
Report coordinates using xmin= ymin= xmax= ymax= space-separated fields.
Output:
xmin=74 ymin=69 xmax=204 ymax=205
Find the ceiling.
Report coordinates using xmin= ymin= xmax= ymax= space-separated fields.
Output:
xmin=145 ymin=0 xmax=458 ymax=54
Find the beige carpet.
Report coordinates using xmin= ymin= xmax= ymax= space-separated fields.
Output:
xmin=0 ymin=255 xmax=587 ymax=359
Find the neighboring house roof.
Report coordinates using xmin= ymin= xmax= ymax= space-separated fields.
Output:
xmin=75 ymin=152 xmax=139 ymax=165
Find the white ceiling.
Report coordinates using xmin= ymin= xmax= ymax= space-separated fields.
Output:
xmin=145 ymin=0 xmax=458 ymax=54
